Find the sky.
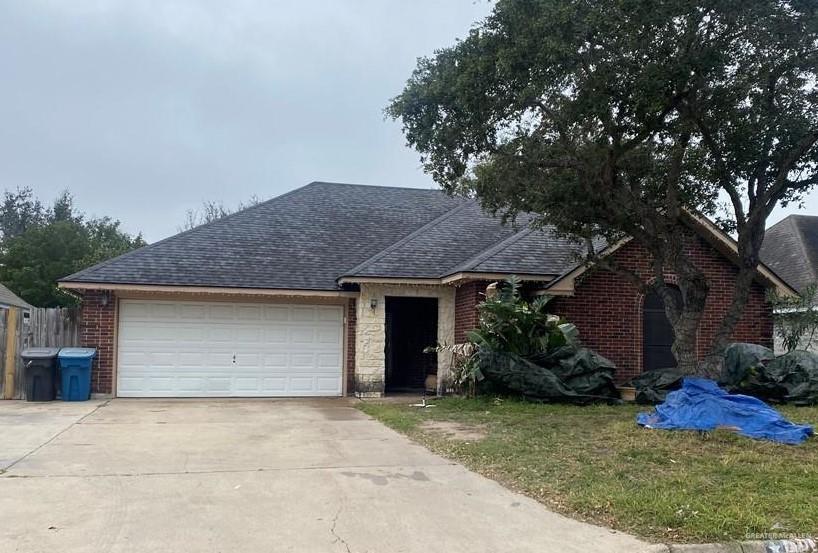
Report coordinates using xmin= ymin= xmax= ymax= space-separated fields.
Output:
xmin=0 ymin=1 xmax=815 ymax=242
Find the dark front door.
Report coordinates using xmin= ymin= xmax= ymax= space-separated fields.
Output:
xmin=642 ymin=287 xmax=682 ymax=372
xmin=385 ymin=297 xmax=438 ymax=391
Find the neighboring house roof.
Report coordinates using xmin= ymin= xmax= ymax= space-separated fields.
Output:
xmin=761 ymin=215 xmax=818 ymax=295
xmin=0 ymin=283 xmax=33 ymax=310
xmin=60 ymin=181 xmax=793 ymax=295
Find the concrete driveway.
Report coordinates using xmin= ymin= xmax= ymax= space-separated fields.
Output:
xmin=0 ymin=399 xmax=651 ymax=553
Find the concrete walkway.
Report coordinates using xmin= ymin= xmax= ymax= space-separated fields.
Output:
xmin=0 ymin=399 xmax=652 ymax=552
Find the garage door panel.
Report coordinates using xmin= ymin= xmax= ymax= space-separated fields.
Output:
xmin=292 ymin=307 xmax=316 ymax=322
xmin=264 ymin=306 xmax=290 ymax=322
xmin=317 ymin=328 xmax=342 ymax=345
xmin=117 ymin=300 xmax=344 ymax=397
xmin=208 ymin=304 xmax=235 ymax=320
xmin=264 ymin=353 xmax=288 ymax=368
xmin=317 ymin=353 xmax=342 ymax=368
xmin=318 ymin=308 xmax=343 ymax=322
xmin=262 ymin=377 xmax=288 ymax=392
xmin=236 ymin=305 xmax=263 ymax=320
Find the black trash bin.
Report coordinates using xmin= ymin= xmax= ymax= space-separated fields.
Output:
xmin=21 ymin=347 xmax=60 ymax=401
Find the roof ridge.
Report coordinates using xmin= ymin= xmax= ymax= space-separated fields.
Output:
xmin=310 ymin=181 xmax=445 ymax=193
xmin=60 ymin=182 xmax=314 ymax=282
xmin=339 ymin=202 xmax=472 ymax=279
xmin=443 ymin=226 xmax=535 ymax=276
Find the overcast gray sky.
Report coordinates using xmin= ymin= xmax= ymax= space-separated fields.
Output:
xmin=1 ymin=1 xmax=815 ymax=242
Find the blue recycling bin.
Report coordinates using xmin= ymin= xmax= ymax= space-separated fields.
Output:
xmin=58 ymin=348 xmax=96 ymax=401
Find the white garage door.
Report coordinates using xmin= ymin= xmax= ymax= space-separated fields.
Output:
xmin=117 ymin=300 xmax=344 ymax=397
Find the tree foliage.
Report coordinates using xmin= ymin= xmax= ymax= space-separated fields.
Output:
xmin=0 ymin=188 xmax=145 ymax=307
xmin=388 ymin=0 xmax=818 ymax=374
xmin=179 ymin=196 xmax=263 ymax=232
xmin=768 ymin=283 xmax=818 ymax=352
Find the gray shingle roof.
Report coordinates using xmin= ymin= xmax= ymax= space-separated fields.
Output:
xmin=342 ymin=202 xmax=526 ymax=279
xmin=761 ymin=215 xmax=818 ymax=294
xmin=61 ymin=181 xmax=583 ymax=290
xmin=0 ymin=283 xmax=33 ymax=309
xmin=464 ymin=227 xmax=587 ymax=276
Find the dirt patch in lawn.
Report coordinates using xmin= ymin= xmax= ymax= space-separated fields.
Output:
xmin=419 ymin=420 xmax=488 ymax=442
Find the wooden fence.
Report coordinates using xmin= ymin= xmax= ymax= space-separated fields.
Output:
xmin=0 ymin=307 xmax=81 ymax=400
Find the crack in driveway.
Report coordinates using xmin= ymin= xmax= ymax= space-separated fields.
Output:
xmin=1 ymin=400 xmax=109 ymax=473
xmin=330 ymin=503 xmax=352 ymax=553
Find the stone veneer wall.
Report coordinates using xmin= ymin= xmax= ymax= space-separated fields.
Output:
xmin=354 ymin=283 xmax=455 ymax=396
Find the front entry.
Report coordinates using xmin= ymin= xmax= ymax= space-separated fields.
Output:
xmin=642 ymin=287 xmax=683 ymax=372
xmin=384 ymin=297 xmax=438 ymax=392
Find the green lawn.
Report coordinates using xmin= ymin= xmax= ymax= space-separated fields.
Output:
xmin=358 ymin=396 xmax=818 ymax=544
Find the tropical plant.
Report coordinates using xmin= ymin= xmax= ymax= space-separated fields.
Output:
xmin=467 ymin=276 xmax=567 ymax=358
xmin=424 ymin=342 xmax=478 ymax=395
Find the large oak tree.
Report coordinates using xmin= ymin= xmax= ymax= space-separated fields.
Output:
xmin=388 ymin=0 xmax=818 ymax=374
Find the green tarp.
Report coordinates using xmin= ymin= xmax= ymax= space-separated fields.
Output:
xmin=476 ymin=347 xmax=619 ymax=403
xmin=627 ymin=367 xmax=685 ymax=404
xmin=720 ymin=343 xmax=818 ymax=405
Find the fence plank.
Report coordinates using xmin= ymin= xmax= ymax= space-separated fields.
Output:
xmin=0 ymin=307 xmax=82 ymax=400
xmin=2 ymin=309 xmax=14 ymax=400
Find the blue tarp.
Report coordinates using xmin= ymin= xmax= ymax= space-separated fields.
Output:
xmin=637 ymin=378 xmax=814 ymax=445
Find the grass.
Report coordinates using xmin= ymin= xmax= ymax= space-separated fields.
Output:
xmin=358 ymin=396 xmax=818 ymax=544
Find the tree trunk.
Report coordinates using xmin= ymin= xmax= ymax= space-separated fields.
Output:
xmin=660 ymin=231 xmax=712 ymax=377
xmin=669 ymin=277 xmax=712 ymax=377
xmin=710 ymin=266 xmax=755 ymax=355
xmin=709 ymin=213 xmax=768 ymax=359
xmin=671 ymin=310 xmax=702 ymax=375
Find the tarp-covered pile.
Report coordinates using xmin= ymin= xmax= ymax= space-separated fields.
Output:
xmin=627 ymin=367 xmax=685 ymax=404
xmin=627 ymin=343 xmax=818 ymax=406
xmin=637 ymin=378 xmax=813 ymax=444
xmin=469 ymin=279 xmax=620 ymax=402
xmin=720 ymin=343 xmax=818 ymax=405
xmin=476 ymin=334 xmax=620 ymax=403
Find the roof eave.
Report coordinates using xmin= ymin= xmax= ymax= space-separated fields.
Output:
xmin=337 ymin=272 xmax=556 ymax=287
xmin=57 ymin=281 xmax=359 ymax=298
xmin=536 ymin=214 xmax=798 ymax=297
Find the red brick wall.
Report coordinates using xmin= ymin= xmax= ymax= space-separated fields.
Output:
xmin=346 ymin=297 xmax=356 ymax=395
xmin=454 ymin=281 xmax=488 ymax=343
xmin=550 ymin=234 xmax=773 ymax=383
xmin=79 ymin=290 xmax=116 ymax=395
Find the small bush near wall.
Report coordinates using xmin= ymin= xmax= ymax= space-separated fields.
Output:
xmin=768 ymin=283 xmax=818 ymax=354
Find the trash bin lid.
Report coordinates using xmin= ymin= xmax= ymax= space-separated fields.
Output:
xmin=21 ymin=347 xmax=61 ymax=359
xmin=58 ymin=347 xmax=97 ymax=359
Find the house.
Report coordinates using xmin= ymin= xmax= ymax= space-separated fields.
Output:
xmin=761 ymin=214 xmax=818 ymax=353
xmin=0 ymin=282 xmax=33 ymax=328
xmin=0 ymin=283 xmax=33 ymax=312
xmin=58 ymin=182 xmax=791 ymax=398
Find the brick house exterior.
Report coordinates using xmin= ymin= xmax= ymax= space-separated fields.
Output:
xmin=548 ymin=236 xmax=773 ymax=383
xmin=454 ymin=280 xmax=489 ymax=343
xmin=75 ymin=235 xmax=778 ymax=395
xmin=445 ymin=235 xmax=773 ymax=384
xmin=80 ymin=290 xmax=117 ymax=395
xmin=345 ymin=297 xmax=357 ymax=394
xmin=63 ymin=182 xmax=789 ymax=397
